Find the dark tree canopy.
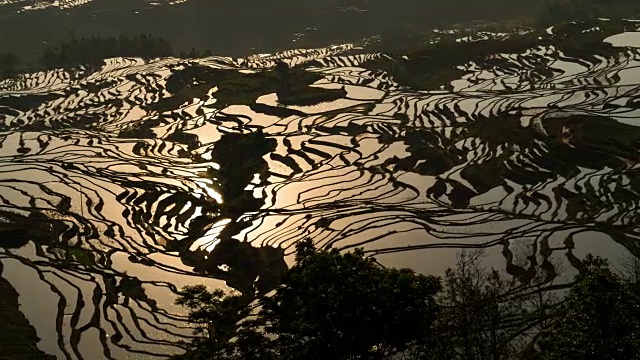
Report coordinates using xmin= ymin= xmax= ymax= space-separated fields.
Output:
xmin=262 ymin=239 xmax=442 ymax=360
xmin=173 ymin=239 xmax=442 ymax=360
xmin=173 ymin=244 xmax=640 ymax=360
xmin=539 ymin=255 xmax=640 ymax=360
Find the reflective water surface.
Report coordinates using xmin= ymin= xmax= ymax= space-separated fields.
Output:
xmin=1 ymin=18 xmax=640 ymax=359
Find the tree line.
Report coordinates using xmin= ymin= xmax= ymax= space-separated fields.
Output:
xmin=537 ymin=0 xmax=640 ymax=26
xmin=39 ymin=33 xmax=173 ymax=70
xmin=1 ymin=33 xmax=174 ymax=80
xmin=0 ymin=0 xmax=638 ymax=78
xmin=171 ymin=240 xmax=640 ymax=360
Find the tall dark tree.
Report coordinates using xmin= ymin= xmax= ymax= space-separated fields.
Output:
xmin=432 ymin=251 xmax=530 ymax=360
xmin=262 ymin=239 xmax=442 ymax=360
xmin=170 ymin=286 xmax=274 ymax=360
xmin=539 ymin=255 xmax=640 ymax=360
xmin=173 ymin=239 xmax=442 ymax=360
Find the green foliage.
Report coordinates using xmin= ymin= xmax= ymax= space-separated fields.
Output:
xmin=539 ymin=255 xmax=640 ymax=360
xmin=362 ymin=34 xmax=539 ymax=91
xmin=431 ymin=251 xmax=529 ymax=360
xmin=179 ymin=48 xmax=214 ymax=59
xmin=153 ymin=62 xmax=346 ymax=114
xmin=174 ymin=242 xmax=640 ymax=360
xmin=263 ymin=239 xmax=442 ymax=360
xmin=208 ymin=131 xmax=276 ymax=217
xmin=536 ymin=0 xmax=640 ymax=26
xmin=537 ymin=0 xmax=596 ymax=27
xmin=174 ymin=240 xmax=442 ymax=360
xmin=40 ymin=33 xmax=173 ymax=70
xmin=170 ymin=285 xmax=273 ymax=360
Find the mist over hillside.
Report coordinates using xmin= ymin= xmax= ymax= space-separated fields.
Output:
xmin=0 ymin=0 xmax=541 ymax=65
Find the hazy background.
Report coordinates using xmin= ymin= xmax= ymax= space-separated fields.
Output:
xmin=0 ymin=0 xmax=537 ymax=64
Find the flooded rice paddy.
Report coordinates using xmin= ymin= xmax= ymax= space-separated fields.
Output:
xmin=1 ymin=18 xmax=640 ymax=359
